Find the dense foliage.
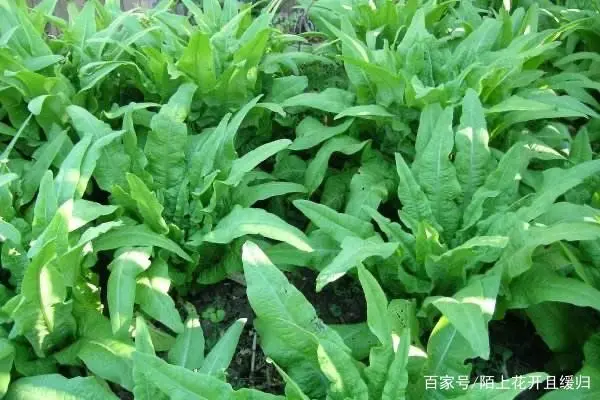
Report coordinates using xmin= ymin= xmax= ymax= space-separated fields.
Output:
xmin=0 ymin=0 xmax=600 ymax=399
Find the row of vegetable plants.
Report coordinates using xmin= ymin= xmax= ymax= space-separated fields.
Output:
xmin=0 ymin=0 xmax=599 ymax=399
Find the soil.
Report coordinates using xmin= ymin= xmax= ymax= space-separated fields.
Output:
xmin=105 ymin=274 xmax=561 ymax=400
xmin=191 ymin=268 xmax=366 ymax=394
xmin=190 ymin=272 xmax=560 ymax=398
xmin=470 ymin=312 xmax=560 ymax=399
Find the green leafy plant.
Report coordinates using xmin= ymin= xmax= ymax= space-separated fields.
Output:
xmin=0 ymin=0 xmax=599 ymax=399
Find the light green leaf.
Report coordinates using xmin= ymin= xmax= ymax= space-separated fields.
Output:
xmin=570 ymin=128 xmax=593 ymax=164
xmin=273 ymin=154 xmax=306 ymax=184
xmin=357 ymin=265 xmax=391 ymax=346
xmin=430 ymin=298 xmax=489 ymax=359
xmin=63 ymin=200 xmax=116 ymax=232
xmin=381 ymin=330 xmax=411 ymax=400
xmin=108 ymin=248 xmax=152 ymax=335
xmin=535 ymin=202 xmax=600 ymax=226
xmin=455 ymin=89 xmax=491 ymax=207
xmin=78 ymin=61 xmax=141 ymax=92
xmin=54 ymin=135 xmax=92 ymax=205
xmin=79 ymin=129 xmax=128 ymax=195
xmin=224 ymin=139 xmax=291 ymax=186
xmin=289 ymin=117 xmax=354 ymax=151
xmin=0 ymin=219 xmax=20 ymax=244
xmin=0 ymin=173 xmax=18 ymax=189
xmin=234 ymin=388 xmax=284 ymax=400
xmin=133 ymin=352 xmax=234 ymax=400
xmin=30 ymin=199 xmax=118 ymax=258
xmin=0 ymin=339 xmax=14 ymax=397
xmin=122 ymin=112 xmax=153 ymax=184
xmin=425 ymin=236 xmax=508 ymax=290
xmin=234 ymin=182 xmax=307 ymax=208
xmin=452 ymin=19 xmax=501 ymax=67
xmin=345 ymin=156 xmax=393 ymax=220
xmin=283 ymin=88 xmax=355 ymax=114
xmin=135 ymin=316 xmax=156 ymax=356
xmin=397 ymin=9 xmax=432 ymax=55
xmin=16 ymin=241 xmax=75 ymax=357
xmin=304 ymin=136 xmax=368 ymax=194
xmin=491 ymin=92 xmax=598 ymax=134
xmin=243 ymin=241 xmax=349 ymax=396
xmin=133 ymin=317 xmax=165 ymax=400
xmin=508 ymin=265 xmax=600 ymax=312
xmin=201 ymin=206 xmax=312 ymax=252
xmin=67 ymin=106 xmax=129 ymax=193
xmin=177 ymin=31 xmax=216 ymax=93
xmin=136 ymin=279 xmax=184 ymax=335
xmin=104 ymin=102 xmax=160 ymax=120
xmin=418 ymin=318 xmax=473 ymax=399
xmin=316 ymin=237 xmax=398 ymax=292
xmin=199 ymin=318 xmax=246 ymax=376
xmin=267 ymin=358 xmax=311 ymax=400
xmin=335 ymin=105 xmax=394 ymax=120
xmin=321 ymin=172 xmax=351 ymax=211
xmin=78 ymin=338 xmax=134 ymax=391
xmin=0 ymin=114 xmax=32 ymax=161
xmin=32 ymin=171 xmax=57 ymax=237
xmin=394 ymin=153 xmax=435 ymax=232
xmin=317 ymin=339 xmax=369 ymax=400
xmin=135 ymin=258 xmax=184 ymax=333
xmin=221 ymin=96 xmax=263 ymax=166
xmin=294 ymin=200 xmax=375 ymax=243
xmin=363 ymin=207 xmax=417 ymax=270
xmin=188 ymin=116 xmax=230 ymax=188
xmin=145 ymin=83 xmax=197 ymax=214
xmin=94 ymin=224 xmax=191 ymax=261
xmin=269 ymin=76 xmax=309 ymax=103
xmin=168 ymin=308 xmax=205 ymax=370
xmin=20 ymin=130 xmax=67 ymax=206
xmin=126 ymin=173 xmax=168 ymax=234
xmin=256 ymin=102 xmax=286 ymax=117
xmin=413 ymin=106 xmax=461 ymax=238
xmin=5 ymin=374 xmax=118 ymax=400
xmin=462 ymin=143 xmax=531 ymax=231
xmin=516 ymin=160 xmax=600 ymax=222
xmin=500 ymin=222 xmax=600 ymax=278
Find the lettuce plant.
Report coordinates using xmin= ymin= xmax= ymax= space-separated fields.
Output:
xmin=0 ymin=0 xmax=599 ymax=399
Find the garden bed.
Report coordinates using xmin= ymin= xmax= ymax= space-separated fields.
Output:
xmin=0 ymin=1 xmax=599 ymax=399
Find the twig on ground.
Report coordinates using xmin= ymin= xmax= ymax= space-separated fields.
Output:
xmin=250 ymin=330 xmax=258 ymax=377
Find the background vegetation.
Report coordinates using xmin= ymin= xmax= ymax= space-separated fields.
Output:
xmin=0 ymin=0 xmax=600 ymax=399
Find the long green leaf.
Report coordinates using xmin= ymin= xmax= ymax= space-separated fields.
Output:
xmin=200 ymin=206 xmax=312 ymax=252
xmin=94 ymin=224 xmax=191 ymax=261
